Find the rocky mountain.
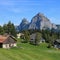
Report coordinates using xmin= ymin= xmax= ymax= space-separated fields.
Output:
xmin=29 ymin=13 xmax=57 ymax=30
xmin=17 ymin=18 xmax=29 ymax=31
xmin=17 ymin=13 xmax=57 ymax=31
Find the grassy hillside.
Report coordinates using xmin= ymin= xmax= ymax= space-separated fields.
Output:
xmin=0 ymin=41 xmax=60 ymax=60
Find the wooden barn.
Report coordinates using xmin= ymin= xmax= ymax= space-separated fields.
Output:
xmin=0 ymin=35 xmax=17 ymax=48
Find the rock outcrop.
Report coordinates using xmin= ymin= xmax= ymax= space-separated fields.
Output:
xmin=17 ymin=13 xmax=57 ymax=31
xmin=18 ymin=18 xmax=29 ymax=31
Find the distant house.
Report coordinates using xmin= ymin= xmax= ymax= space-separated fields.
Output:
xmin=54 ymin=39 xmax=60 ymax=49
xmin=30 ymin=33 xmax=45 ymax=44
xmin=30 ymin=33 xmax=36 ymax=44
xmin=17 ymin=33 xmax=24 ymax=38
xmin=0 ymin=35 xmax=17 ymax=48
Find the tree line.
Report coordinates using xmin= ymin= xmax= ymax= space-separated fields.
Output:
xmin=0 ymin=21 xmax=17 ymax=37
xmin=21 ymin=29 xmax=60 ymax=47
xmin=0 ymin=21 xmax=60 ymax=47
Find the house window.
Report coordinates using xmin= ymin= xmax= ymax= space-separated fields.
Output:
xmin=0 ymin=43 xmax=2 ymax=48
xmin=6 ymin=44 xmax=9 ymax=48
xmin=31 ymin=39 xmax=33 ymax=40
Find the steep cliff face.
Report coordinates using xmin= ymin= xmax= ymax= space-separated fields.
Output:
xmin=17 ymin=13 xmax=57 ymax=31
xmin=18 ymin=18 xmax=29 ymax=31
xmin=29 ymin=13 xmax=57 ymax=30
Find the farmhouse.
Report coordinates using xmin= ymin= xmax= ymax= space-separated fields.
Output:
xmin=30 ymin=33 xmax=45 ymax=44
xmin=0 ymin=35 xmax=17 ymax=48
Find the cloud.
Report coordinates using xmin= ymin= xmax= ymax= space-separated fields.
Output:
xmin=8 ymin=7 xmax=35 ymax=13
xmin=0 ymin=0 xmax=14 ymax=6
xmin=10 ymin=8 xmax=22 ymax=13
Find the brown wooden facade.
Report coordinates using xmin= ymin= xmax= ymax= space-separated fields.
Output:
xmin=0 ymin=35 xmax=17 ymax=48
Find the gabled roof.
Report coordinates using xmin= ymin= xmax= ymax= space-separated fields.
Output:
xmin=0 ymin=35 xmax=17 ymax=43
xmin=55 ymin=39 xmax=60 ymax=43
xmin=0 ymin=35 xmax=8 ymax=43
xmin=30 ymin=33 xmax=36 ymax=40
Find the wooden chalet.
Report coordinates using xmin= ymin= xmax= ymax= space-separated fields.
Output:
xmin=0 ymin=35 xmax=17 ymax=48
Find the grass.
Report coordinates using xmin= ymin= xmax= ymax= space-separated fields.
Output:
xmin=0 ymin=39 xmax=60 ymax=60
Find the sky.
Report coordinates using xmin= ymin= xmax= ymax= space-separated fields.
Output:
xmin=0 ymin=0 xmax=60 ymax=25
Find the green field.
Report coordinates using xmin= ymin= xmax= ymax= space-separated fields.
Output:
xmin=0 ymin=42 xmax=60 ymax=60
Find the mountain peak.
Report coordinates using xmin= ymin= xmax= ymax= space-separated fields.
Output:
xmin=22 ymin=18 xmax=28 ymax=23
xmin=21 ymin=18 xmax=29 ymax=25
xmin=36 ymin=12 xmax=44 ymax=17
xmin=18 ymin=18 xmax=29 ymax=31
xmin=31 ymin=12 xmax=49 ymax=23
xmin=17 ymin=13 xmax=57 ymax=31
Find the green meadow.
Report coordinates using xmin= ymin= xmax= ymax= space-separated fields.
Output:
xmin=0 ymin=41 xmax=60 ymax=60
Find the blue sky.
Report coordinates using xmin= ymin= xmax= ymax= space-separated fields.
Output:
xmin=0 ymin=0 xmax=60 ymax=25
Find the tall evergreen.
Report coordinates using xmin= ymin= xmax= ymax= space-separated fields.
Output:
xmin=35 ymin=32 xmax=42 ymax=45
xmin=3 ymin=21 xmax=17 ymax=37
xmin=0 ymin=26 xmax=5 ymax=35
xmin=22 ymin=30 xmax=30 ymax=43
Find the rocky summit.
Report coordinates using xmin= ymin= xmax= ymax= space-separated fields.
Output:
xmin=17 ymin=18 xmax=29 ymax=31
xmin=17 ymin=13 xmax=57 ymax=31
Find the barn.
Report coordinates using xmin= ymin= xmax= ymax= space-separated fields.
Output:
xmin=0 ymin=35 xmax=17 ymax=48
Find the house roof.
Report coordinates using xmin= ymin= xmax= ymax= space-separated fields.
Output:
xmin=30 ymin=33 xmax=45 ymax=42
xmin=0 ymin=35 xmax=8 ymax=43
xmin=0 ymin=35 xmax=17 ymax=43
xmin=30 ymin=33 xmax=36 ymax=40
xmin=55 ymin=39 xmax=60 ymax=43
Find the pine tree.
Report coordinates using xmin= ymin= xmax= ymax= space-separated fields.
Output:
xmin=35 ymin=32 xmax=42 ymax=45
xmin=3 ymin=21 xmax=17 ymax=37
xmin=0 ymin=26 xmax=5 ymax=35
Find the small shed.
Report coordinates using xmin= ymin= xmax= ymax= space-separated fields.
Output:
xmin=0 ymin=35 xmax=17 ymax=48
